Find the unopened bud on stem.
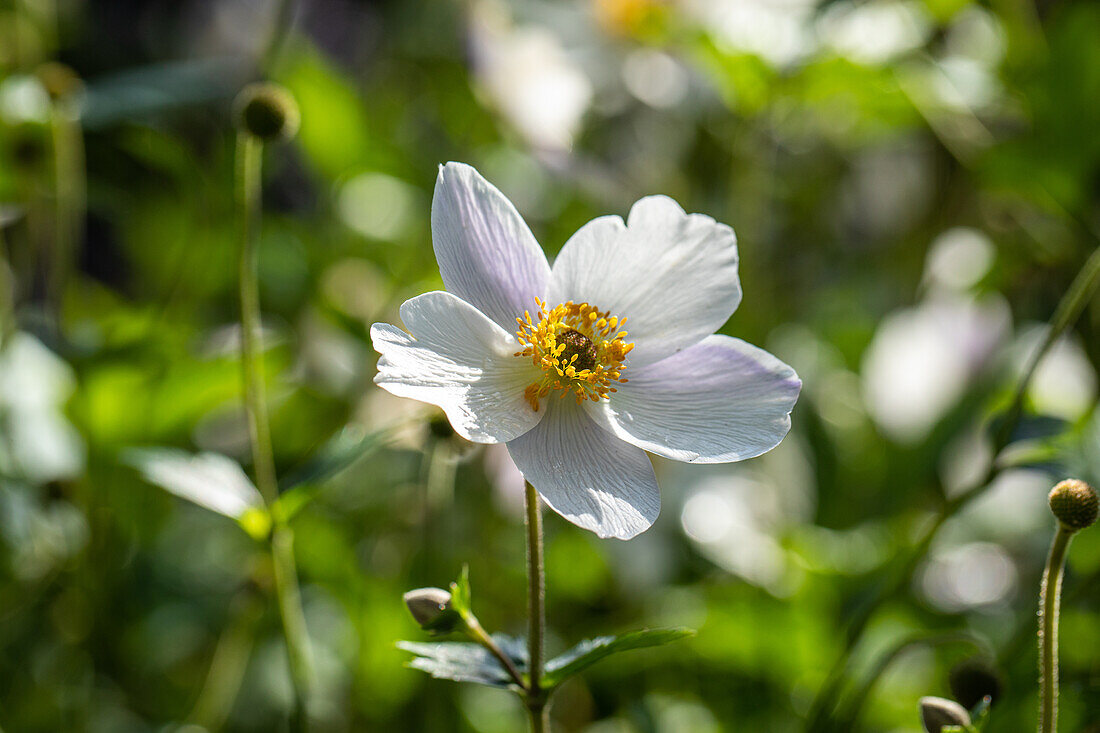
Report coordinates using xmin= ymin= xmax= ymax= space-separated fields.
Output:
xmin=1048 ymin=479 xmax=1098 ymax=532
xmin=403 ymin=587 xmax=461 ymax=633
xmin=919 ymin=696 xmax=971 ymax=732
xmin=233 ymin=82 xmax=300 ymax=142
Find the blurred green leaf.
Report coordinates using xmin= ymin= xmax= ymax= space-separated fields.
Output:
xmin=278 ymin=424 xmax=392 ymax=492
xmin=541 ymin=628 xmax=695 ymax=689
xmin=124 ymin=448 xmax=270 ymax=538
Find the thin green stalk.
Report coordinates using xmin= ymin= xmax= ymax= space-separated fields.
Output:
xmin=465 ymin=615 xmax=527 ymax=690
xmin=1038 ymin=526 xmax=1072 ymax=733
xmin=236 ymin=130 xmax=314 ymax=728
xmin=805 ymin=244 xmax=1100 ymax=733
xmin=47 ymin=91 xmax=85 ymax=324
xmin=524 ymin=482 xmax=549 ymax=732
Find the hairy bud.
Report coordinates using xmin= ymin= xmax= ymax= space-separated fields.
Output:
xmin=1048 ymin=479 xmax=1098 ymax=531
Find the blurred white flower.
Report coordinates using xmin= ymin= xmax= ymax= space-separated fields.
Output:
xmin=688 ymin=0 xmax=817 ymax=69
xmin=1016 ymin=326 xmax=1096 ymax=422
xmin=818 ymin=0 xmax=931 ymax=65
xmin=922 ymin=227 xmax=995 ymax=293
xmin=0 ymin=333 xmax=85 ymax=483
xmin=371 ymin=163 xmax=800 ymax=538
xmin=622 ymin=49 xmax=689 ymax=109
xmin=920 ymin=541 xmax=1017 ymax=611
xmin=470 ymin=1 xmax=593 ymax=152
xmin=862 ymin=294 xmax=1010 ymax=443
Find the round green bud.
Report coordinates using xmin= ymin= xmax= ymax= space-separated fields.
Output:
xmin=919 ymin=696 xmax=971 ymax=733
xmin=948 ymin=658 xmax=1002 ymax=710
xmin=233 ymin=82 xmax=299 ymax=142
xmin=1048 ymin=479 xmax=1098 ymax=531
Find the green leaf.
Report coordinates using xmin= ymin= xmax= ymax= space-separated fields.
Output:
xmin=541 ymin=627 xmax=695 ymax=689
xmin=272 ymin=425 xmax=391 ymax=522
xmin=449 ymin=565 xmax=472 ymax=617
xmin=278 ymin=424 xmax=391 ymax=492
xmin=124 ymin=448 xmax=265 ymax=523
xmin=398 ymin=635 xmax=526 ymax=689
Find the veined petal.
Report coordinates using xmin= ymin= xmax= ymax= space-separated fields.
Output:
xmin=506 ymin=398 xmax=659 ymax=539
xmin=547 ymin=195 xmax=741 ymax=366
xmin=588 ymin=335 xmax=800 ymax=463
xmin=432 ymin=162 xmax=551 ymax=331
xmin=370 ymin=291 xmax=541 ymax=443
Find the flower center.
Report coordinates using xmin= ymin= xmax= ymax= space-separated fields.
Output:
xmin=514 ymin=298 xmax=633 ymax=411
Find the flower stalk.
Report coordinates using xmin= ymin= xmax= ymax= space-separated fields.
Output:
xmin=1038 ymin=479 xmax=1098 ymax=733
xmin=525 ymin=481 xmax=549 ymax=732
xmin=235 ymin=116 xmax=314 ymax=728
xmin=1037 ymin=525 xmax=1070 ymax=733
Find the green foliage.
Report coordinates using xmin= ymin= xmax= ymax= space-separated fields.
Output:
xmin=542 ymin=628 xmax=696 ymax=689
xmin=398 ymin=636 xmax=526 ymax=689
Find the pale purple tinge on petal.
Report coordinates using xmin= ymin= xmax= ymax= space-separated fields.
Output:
xmin=431 ymin=163 xmax=551 ymax=332
xmin=370 ymin=291 xmax=541 ymax=444
xmin=862 ymin=293 xmax=1010 ymax=443
xmin=506 ymin=398 xmax=659 ymax=540
xmin=547 ymin=195 xmax=741 ymax=367
xmin=589 ymin=335 xmax=800 ymax=463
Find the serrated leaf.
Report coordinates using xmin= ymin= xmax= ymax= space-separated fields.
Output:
xmin=541 ymin=627 xmax=694 ymax=689
xmin=398 ymin=635 xmax=527 ymax=689
xmin=125 ymin=448 xmax=264 ymax=521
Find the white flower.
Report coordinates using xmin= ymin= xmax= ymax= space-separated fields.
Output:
xmin=370 ymin=163 xmax=801 ymax=539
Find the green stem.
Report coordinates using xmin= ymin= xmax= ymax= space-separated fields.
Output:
xmin=524 ymin=481 xmax=548 ymax=732
xmin=237 ymin=132 xmax=277 ymax=506
xmin=465 ymin=616 xmax=527 ymax=690
xmin=236 ymin=130 xmax=314 ymax=728
xmin=1039 ymin=526 xmax=1073 ymax=733
xmin=805 ymin=244 xmax=1100 ymax=733
xmin=47 ymin=93 xmax=84 ymax=327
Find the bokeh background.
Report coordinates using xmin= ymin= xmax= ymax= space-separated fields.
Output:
xmin=2 ymin=0 xmax=1099 ymax=730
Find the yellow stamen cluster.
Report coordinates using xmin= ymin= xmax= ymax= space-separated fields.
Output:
xmin=515 ymin=298 xmax=633 ymax=411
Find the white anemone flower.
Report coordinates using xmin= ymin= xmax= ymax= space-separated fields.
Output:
xmin=370 ymin=163 xmax=801 ymax=539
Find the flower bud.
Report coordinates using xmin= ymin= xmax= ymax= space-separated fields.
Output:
xmin=948 ymin=658 xmax=1002 ymax=710
xmin=1048 ymin=479 xmax=1098 ymax=531
xmin=403 ymin=587 xmax=461 ymax=633
xmin=920 ymin=696 xmax=971 ymax=732
xmin=427 ymin=413 xmax=455 ymax=440
xmin=233 ymin=82 xmax=299 ymax=142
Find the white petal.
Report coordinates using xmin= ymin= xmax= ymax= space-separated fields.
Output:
xmin=371 ymin=291 xmax=541 ymax=443
xmin=432 ymin=162 xmax=551 ymax=331
xmin=506 ymin=398 xmax=659 ymax=539
xmin=589 ymin=335 xmax=800 ymax=463
xmin=126 ymin=449 xmax=263 ymax=519
xmin=547 ymin=196 xmax=741 ymax=366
